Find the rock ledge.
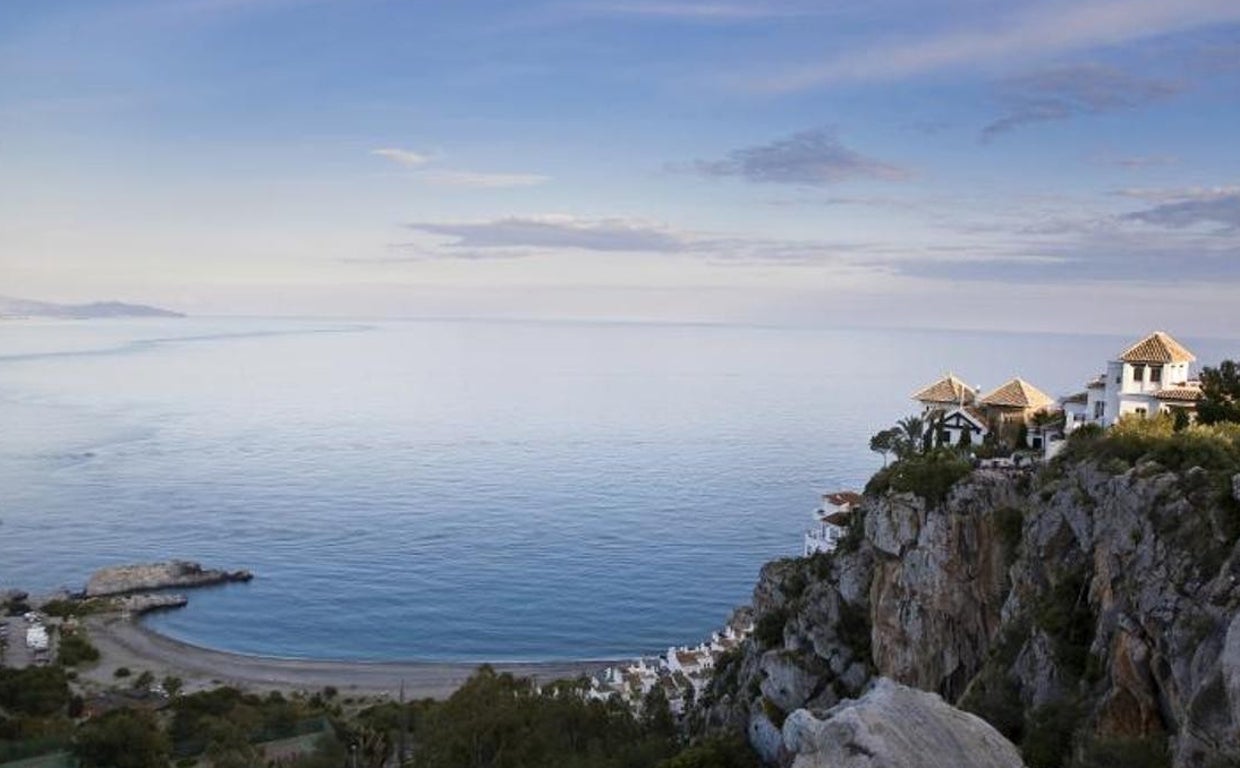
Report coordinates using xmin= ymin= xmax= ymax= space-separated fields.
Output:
xmin=85 ymin=560 xmax=252 ymax=597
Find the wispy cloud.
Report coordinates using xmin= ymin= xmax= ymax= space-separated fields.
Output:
xmin=1113 ymin=185 xmax=1240 ymax=203
xmin=1091 ymin=153 xmax=1180 ymax=169
xmin=418 ymin=170 xmax=550 ymax=189
xmin=371 ymin=148 xmax=432 ymax=168
xmin=1121 ymin=190 xmax=1240 ymax=231
xmin=981 ymin=64 xmax=1181 ymax=141
xmin=370 ymin=149 xmax=548 ymax=188
xmin=745 ymin=0 xmax=1240 ymax=91
xmin=408 ymin=216 xmax=689 ymax=252
xmin=576 ymin=2 xmax=811 ymax=20
xmin=683 ymin=128 xmax=910 ymax=186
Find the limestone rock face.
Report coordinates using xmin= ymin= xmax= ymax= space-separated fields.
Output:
xmin=696 ymin=455 xmax=1240 ymax=768
xmin=85 ymin=560 xmax=252 ymax=597
xmin=867 ymin=474 xmax=1021 ymax=699
xmin=1223 ymin=613 xmax=1240 ymax=741
xmin=782 ymin=679 xmax=1026 ymax=768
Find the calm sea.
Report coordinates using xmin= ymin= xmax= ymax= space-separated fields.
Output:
xmin=1 ymin=318 xmax=1234 ymax=661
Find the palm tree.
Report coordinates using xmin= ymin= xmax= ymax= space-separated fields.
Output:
xmin=896 ymin=415 xmax=925 ymax=458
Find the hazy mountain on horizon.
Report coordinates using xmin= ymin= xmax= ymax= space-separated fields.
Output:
xmin=0 ymin=295 xmax=184 ymax=319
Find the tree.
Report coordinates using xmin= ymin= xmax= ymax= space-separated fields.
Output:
xmin=203 ymin=717 xmax=262 ymax=768
xmin=132 ymin=670 xmax=155 ymax=691
xmin=895 ymin=416 xmax=925 ymax=459
xmin=1197 ymin=360 xmax=1240 ymax=425
xmin=0 ymin=666 xmax=70 ymax=717
xmin=869 ymin=428 xmax=900 ymax=466
xmin=163 ymin=675 xmax=184 ymax=698
xmin=958 ymin=425 xmax=972 ymax=450
xmin=73 ymin=708 xmax=170 ymax=768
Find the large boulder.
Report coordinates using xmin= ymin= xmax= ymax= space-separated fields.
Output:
xmin=783 ymin=678 xmax=1026 ymax=768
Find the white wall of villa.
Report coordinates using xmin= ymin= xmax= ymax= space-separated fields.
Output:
xmin=1088 ymin=357 xmax=1195 ymax=426
xmin=804 ymin=523 xmax=844 ymax=556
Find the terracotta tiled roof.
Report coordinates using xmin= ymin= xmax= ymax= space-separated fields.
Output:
xmin=963 ymin=406 xmax=990 ymax=426
xmin=979 ymin=378 xmax=1055 ymax=410
xmin=1154 ymin=384 xmax=1203 ymax=402
xmin=912 ymin=373 xmax=978 ymax=404
xmin=943 ymin=405 xmax=989 ymax=429
xmin=822 ymin=511 xmax=852 ymax=526
xmin=1085 ymin=376 xmax=1106 ymax=389
xmin=1118 ymin=331 xmax=1196 ymax=364
xmin=1061 ymin=392 xmax=1088 ymax=405
xmin=824 ymin=491 xmax=862 ymax=507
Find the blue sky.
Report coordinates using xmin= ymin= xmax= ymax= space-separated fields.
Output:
xmin=3 ymin=0 xmax=1240 ymax=332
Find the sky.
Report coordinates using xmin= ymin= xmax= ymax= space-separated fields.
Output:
xmin=2 ymin=0 xmax=1240 ymax=333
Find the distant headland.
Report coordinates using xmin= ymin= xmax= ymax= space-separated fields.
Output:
xmin=0 ymin=295 xmax=184 ymax=319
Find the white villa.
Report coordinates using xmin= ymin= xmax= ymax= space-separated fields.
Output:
xmin=1076 ymin=331 xmax=1202 ymax=427
xmin=906 ymin=331 xmax=1205 ymax=460
xmin=803 ymin=491 xmax=860 ymax=556
xmin=912 ymin=373 xmax=1056 ymax=448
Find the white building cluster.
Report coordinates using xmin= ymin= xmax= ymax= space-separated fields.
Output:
xmin=587 ymin=615 xmax=753 ymax=715
xmin=801 ymin=332 xmax=1207 ymax=557
xmin=911 ymin=331 xmax=1205 ymax=456
xmin=804 ymin=492 xmax=860 ymax=557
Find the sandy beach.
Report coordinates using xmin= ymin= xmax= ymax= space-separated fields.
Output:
xmin=80 ymin=614 xmax=618 ymax=699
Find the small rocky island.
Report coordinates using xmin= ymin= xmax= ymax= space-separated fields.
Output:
xmin=84 ymin=560 xmax=253 ymax=598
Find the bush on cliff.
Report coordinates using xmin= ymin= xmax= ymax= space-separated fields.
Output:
xmin=1059 ymin=415 xmax=1240 ymax=476
xmin=866 ymin=448 xmax=973 ymax=506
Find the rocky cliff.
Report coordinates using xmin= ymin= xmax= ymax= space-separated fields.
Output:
xmin=697 ymin=431 xmax=1240 ymax=768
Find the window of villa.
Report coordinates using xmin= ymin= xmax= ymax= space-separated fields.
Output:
xmin=1151 ymin=366 xmax=1163 ymax=383
xmin=1135 ymin=407 xmax=1147 ymax=417
xmin=1094 ymin=402 xmax=1105 ymax=418
xmin=1133 ymin=364 xmax=1145 ymax=382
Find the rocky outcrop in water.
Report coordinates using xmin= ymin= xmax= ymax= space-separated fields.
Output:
xmin=782 ymin=678 xmax=1026 ymax=768
xmin=116 ymin=593 xmax=190 ymax=614
xmin=696 ymin=445 xmax=1240 ymax=767
xmin=85 ymin=560 xmax=252 ymax=597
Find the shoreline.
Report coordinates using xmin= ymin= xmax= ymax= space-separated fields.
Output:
xmin=81 ymin=614 xmax=620 ymax=699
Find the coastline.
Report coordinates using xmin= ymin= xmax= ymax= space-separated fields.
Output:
xmin=80 ymin=613 xmax=619 ymax=699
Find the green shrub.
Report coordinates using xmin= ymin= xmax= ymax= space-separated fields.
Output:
xmin=836 ymin=599 xmax=871 ymax=669
xmin=0 ymin=666 xmax=70 ymax=717
xmin=994 ymin=506 xmax=1024 ymax=560
xmin=114 ymin=667 xmax=131 ymax=678
xmin=958 ymin=667 xmax=1023 ymax=743
xmin=760 ymin=696 xmax=786 ymax=728
xmin=781 ymin=569 xmax=808 ymax=601
xmin=656 ymin=736 xmax=760 ymax=768
xmin=1022 ymin=699 xmax=1081 ymax=768
xmin=58 ymin=630 xmax=100 ymax=667
xmin=41 ymin=598 xmax=108 ymax=619
xmin=885 ymin=449 xmax=973 ymax=506
xmin=754 ymin=607 xmax=790 ymax=648
xmin=1075 ymin=734 xmax=1170 ymax=768
xmin=1034 ymin=573 xmax=1095 ymax=682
